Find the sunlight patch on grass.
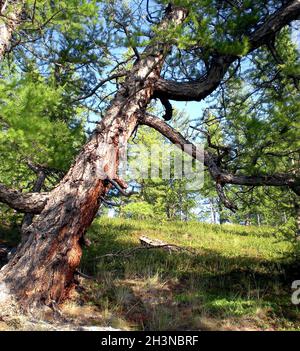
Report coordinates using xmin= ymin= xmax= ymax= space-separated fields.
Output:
xmin=79 ymin=217 xmax=300 ymax=331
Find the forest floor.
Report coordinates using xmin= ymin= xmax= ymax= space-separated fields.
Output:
xmin=77 ymin=218 xmax=300 ymax=331
xmin=1 ymin=218 xmax=300 ymax=331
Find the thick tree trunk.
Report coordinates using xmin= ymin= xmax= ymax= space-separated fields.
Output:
xmin=0 ymin=6 xmax=187 ymax=311
xmin=0 ymin=1 xmax=23 ymax=59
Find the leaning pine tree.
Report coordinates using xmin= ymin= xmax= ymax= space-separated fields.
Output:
xmin=0 ymin=0 xmax=299 ymax=312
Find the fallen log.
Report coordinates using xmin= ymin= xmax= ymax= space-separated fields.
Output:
xmin=86 ymin=235 xmax=195 ymax=263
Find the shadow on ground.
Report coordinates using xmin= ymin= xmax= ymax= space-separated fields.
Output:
xmin=77 ymin=219 xmax=300 ymax=331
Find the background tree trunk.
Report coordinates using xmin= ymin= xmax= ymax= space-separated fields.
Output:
xmin=295 ymin=200 xmax=300 ymax=239
xmin=210 ymin=199 xmax=217 ymax=224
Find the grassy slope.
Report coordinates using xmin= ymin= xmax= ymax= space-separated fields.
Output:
xmin=77 ymin=218 xmax=300 ymax=331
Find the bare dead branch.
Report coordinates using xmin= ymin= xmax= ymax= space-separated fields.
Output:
xmin=105 ymin=176 xmax=137 ymax=197
xmin=100 ymin=196 xmax=121 ymax=207
xmin=113 ymin=19 xmax=140 ymax=60
xmin=190 ymin=125 xmax=231 ymax=154
xmin=71 ymin=71 xmax=127 ymax=103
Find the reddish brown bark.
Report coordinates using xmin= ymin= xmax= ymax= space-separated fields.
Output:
xmin=0 ymin=1 xmax=299 ymax=313
xmin=0 ymin=183 xmax=48 ymax=213
xmin=0 ymin=6 xmax=188 ymax=310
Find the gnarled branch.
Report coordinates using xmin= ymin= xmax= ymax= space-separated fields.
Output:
xmin=0 ymin=183 xmax=49 ymax=214
xmin=139 ymin=113 xmax=300 ymax=209
xmin=249 ymin=0 xmax=300 ymax=51
xmin=154 ymin=0 xmax=300 ymax=102
xmin=71 ymin=71 xmax=127 ymax=103
xmin=155 ymin=55 xmax=234 ymax=101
